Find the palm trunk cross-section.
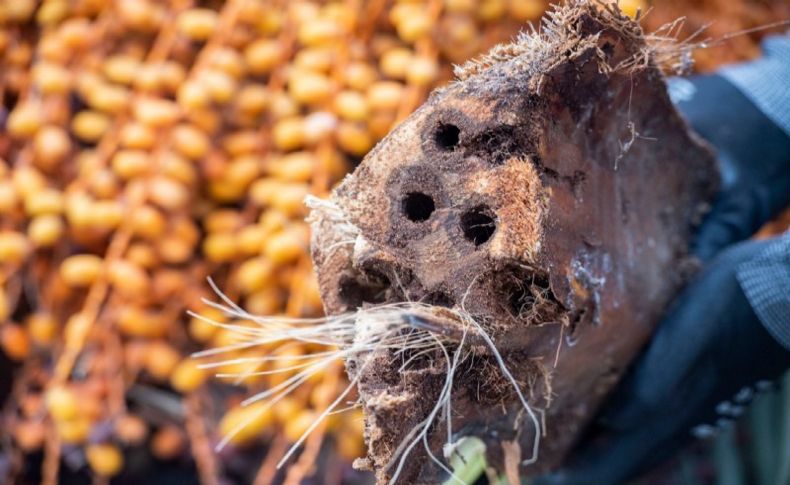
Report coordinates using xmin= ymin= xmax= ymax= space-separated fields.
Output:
xmin=309 ymin=1 xmax=719 ymax=482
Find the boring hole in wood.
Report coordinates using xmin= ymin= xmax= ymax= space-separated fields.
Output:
xmin=461 ymin=206 xmax=496 ymax=246
xmin=402 ymin=192 xmax=435 ymax=222
xmin=435 ymin=123 xmax=460 ymax=150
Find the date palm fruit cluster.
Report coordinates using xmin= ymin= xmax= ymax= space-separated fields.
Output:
xmin=0 ymin=0 xmax=552 ymax=481
xmin=2 ymin=0 xmax=784 ymax=481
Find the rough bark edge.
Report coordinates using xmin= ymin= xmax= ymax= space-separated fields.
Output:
xmin=453 ymin=0 xmax=698 ymax=82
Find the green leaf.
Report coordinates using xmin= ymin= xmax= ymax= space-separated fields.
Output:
xmin=445 ymin=436 xmax=488 ymax=485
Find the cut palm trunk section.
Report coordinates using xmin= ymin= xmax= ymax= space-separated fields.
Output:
xmin=309 ymin=1 xmax=719 ymax=483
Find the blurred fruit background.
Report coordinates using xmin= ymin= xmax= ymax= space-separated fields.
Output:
xmin=0 ymin=1 xmax=787 ymax=484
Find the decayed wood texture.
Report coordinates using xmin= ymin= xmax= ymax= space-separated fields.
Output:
xmin=310 ymin=2 xmax=719 ymax=482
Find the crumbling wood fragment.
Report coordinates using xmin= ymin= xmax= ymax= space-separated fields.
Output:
xmin=310 ymin=1 xmax=719 ymax=483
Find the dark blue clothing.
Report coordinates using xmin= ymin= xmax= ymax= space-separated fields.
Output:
xmin=669 ymin=35 xmax=790 ymax=351
xmin=738 ymin=235 xmax=790 ymax=350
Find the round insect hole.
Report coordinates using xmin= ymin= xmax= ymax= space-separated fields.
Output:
xmin=461 ymin=207 xmax=496 ymax=246
xmin=402 ymin=192 xmax=435 ymax=222
xmin=435 ymin=123 xmax=460 ymax=150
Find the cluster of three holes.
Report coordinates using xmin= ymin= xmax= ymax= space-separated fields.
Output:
xmin=402 ymin=122 xmax=496 ymax=246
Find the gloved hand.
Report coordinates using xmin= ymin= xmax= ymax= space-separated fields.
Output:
xmin=535 ymin=73 xmax=790 ymax=485
xmin=670 ymin=74 xmax=790 ymax=262
xmin=535 ymin=237 xmax=790 ymax=485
